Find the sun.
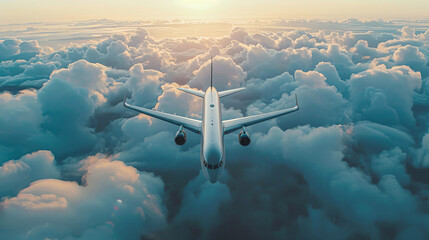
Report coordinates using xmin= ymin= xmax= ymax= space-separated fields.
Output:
xmin=179 ymin=0 xmax=218 ymax=10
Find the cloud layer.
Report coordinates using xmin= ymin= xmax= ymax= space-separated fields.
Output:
xmin=0 ymin=22 xmax=429 ymax=239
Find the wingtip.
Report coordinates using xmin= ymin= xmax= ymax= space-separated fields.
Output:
xmin=123 ymin=92 xmax=127 ymax=107
xmin=295 ymin=94 xmax=299 ymax=108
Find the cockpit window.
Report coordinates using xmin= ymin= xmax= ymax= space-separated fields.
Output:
xmin=210 ymin=104 xmax=214 ymax=107
xmin=203 ymin=160 xmax=223 ymax=170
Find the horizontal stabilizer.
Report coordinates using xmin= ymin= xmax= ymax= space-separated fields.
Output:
xmin=178 ymin=87 xmax=205 ymax=98
xmin=218 ymin=87 xmax=245 ymax=98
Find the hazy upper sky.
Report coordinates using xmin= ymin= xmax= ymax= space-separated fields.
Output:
xmin=0 ymin=0 xmax=428 ymax=23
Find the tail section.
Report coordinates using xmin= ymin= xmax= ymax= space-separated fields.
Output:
xmin=178 ymin=57 xmax=245 ymax=98
xmin=178 ymin=87 xmax=205 ymax=98
xmin=218 ymin=87 xmax=245 ymax=98
xmin=210 ymin=56 xmax=213 ymax=89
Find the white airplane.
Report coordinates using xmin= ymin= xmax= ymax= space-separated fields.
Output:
xmin=124 ymin=58 xmax=299 ymax=183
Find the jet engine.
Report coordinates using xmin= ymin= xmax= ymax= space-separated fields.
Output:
xmin=175 ymin=126 xmax=187 ymax=145
xmin=238 ymin=129 xmax=251 ymax=146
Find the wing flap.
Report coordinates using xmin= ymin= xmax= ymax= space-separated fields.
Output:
xmin=124 ymin=102 xmax=202 ymax=133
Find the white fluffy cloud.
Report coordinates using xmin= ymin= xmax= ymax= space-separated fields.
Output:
xmin=348 ymin=65 xmax=421 ymax=127
xmin=189 ymin=56 xmax=246 ymax=91
xmin=0 ymin=150 xmax=59 ymax=198
xmin=1 ymin=22 xmax=429 ymax=240
xmin=0 ymin=155 xmax=167 ymax=240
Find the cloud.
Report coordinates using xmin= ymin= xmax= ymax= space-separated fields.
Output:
xmin=1 ymin=21 xmax=429 ymax=239
xmin=125 ymin=63 xmax=163 ymax=108
xmin=348 ymin=65 xmax=421 ymax=127
xmin=50 ymin=59 xmax=108 ymax=91
xmin=189 ymin=56 xmax=246 ymax=91
xmin=393 ymin=45 xmax=428 ymax=74
xmin=415 ymin=131 xmax=429 ymax=167
xmin=255 ymin=126 xmax=425 ymax=238
xmin=371 ymin=147 xmax=410 ymax=186
xmin=0 ymin=150 xmax=59 ymax=198
xmin=0 ymin=155 xmax=167 ymax=240
xmin=169 ymin=173 xmax=231 ymax=239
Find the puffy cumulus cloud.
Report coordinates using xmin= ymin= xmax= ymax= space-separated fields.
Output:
xmin=254 ymin=126 xmax=428 ymax=238
xmin=50 ymin=59 xmax=108 ymax=92
xmin=351 ymin=121 xmax=415 ymax=155
xmin=288 ymin=70 xmax=348 ymax=126
xmin=348 ymin=65 xmax=421 ymax=128
xmin=339 ymin=31 xmax=395 ymax=48
xmin=415 ymin=131 xmax=429 ymax=168
xmin=189 ymin=56 xmax=246 ymax=91
xmin=351 ymin=40 xmax=385 ymax=63
xmin=244 ymin=69 xmax=347 ymax=130
xmin=371 ymin=147 xmax=410 ymax=186
xmin=155 ymin=83 xmax=202 ymax=117
xmin=164 ymin=173 xmax=231 ymax=239
xmin=37 ymin=60 xmax=108 ymax=159
xmin=0 ymin=155 xmax=167 ymax=240
xmin=0 ymin=150 xmax=59 ymax=198
xmin=314 ymin=62 xmax=348 ymax=94
xmin=85 ymin=40 xmax=133 ymax=70
xmin=118 ymin=127 xmax=200 ymax=172
xmin=421 ymin=29 xmax=429 ymax=41
xmin=0 ymin=59 xmax=113 ymax=160
xmin=392 ymin=45 xmax=428 ymax=75
xmin=125 ymin=63 xmax=163 ymax=108
xmin=0 ymin=39 xmax=21 ymax=59
xmin=0 ymin=39 xmax=45 ymax=61
xmin=294 ymin=34 xmax=317 ymax=49
xmin=400 ymin=26 xmax=416 ymax=39
xmin=229 ymin=27 xmax=253 ymax=44
xmin=0 ymin=61 xmax=57 ymax=92
xmin=240 ymin=43 xmax=293 ymax=79
xmin=0 ymin=90 xmax=43 ymax=159
xmin=2 ymin=23 xmax=429 ymax=239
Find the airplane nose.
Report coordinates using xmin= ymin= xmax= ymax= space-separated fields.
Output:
xmin=202 ymin=147 xmax=224 ymax=183
xmin=204 ymin=149 xmax=222 ymax=165
xmin=209 ymin=175 xmax=218 ymax=183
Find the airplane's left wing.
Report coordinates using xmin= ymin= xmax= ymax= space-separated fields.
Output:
xmin=124 ymin=101 xmax=202 ymax=134
xmin=223 ymin=95 xmax=299 ymax=134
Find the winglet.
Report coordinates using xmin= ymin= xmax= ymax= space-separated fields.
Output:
xmin=210 ymin=56 xmax=213 ymax=89
xmin=295 ymin=94 xmax=299 ymax=109
xmin=123 ymin=92 xmax=127 ymax=107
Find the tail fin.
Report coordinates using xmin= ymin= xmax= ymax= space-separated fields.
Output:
xmin=178 ymin=87 xmax=205 ymax=98
xmin=218 ymin=87 xmax=245 ymax=98
xmin=210 ymin=56 xmax=213 ymax=89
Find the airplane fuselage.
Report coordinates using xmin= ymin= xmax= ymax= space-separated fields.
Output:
xmin=201 ymin=87 xmax=225 ymax=183
xmin=124 ymin=64 xmax=299 ymax=183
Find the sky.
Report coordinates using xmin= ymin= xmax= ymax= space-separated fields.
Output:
xmin=1 ymin=0 xmax=429 ymax=23
xmin=1 ymin=1 xmax=429 ymax=240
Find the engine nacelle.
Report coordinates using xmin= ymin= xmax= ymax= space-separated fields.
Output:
xmin=238 ymin=130 xmax=251 ymax=146
xmin=175 ymin=129 xmax=187 ymax=145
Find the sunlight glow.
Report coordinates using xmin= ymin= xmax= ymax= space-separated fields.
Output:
xmin=180 ymin=0 xmax=218 ymax=10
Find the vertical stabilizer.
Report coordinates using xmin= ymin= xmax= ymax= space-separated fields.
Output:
xmin=210 ymin=56 xmax=213 ymax=89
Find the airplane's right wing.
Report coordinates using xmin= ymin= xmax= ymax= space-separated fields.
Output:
xmin=124 ymin=101 xmax=202 ymax=134
xmin=223 ymin=95 xmax=299 ymax=134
